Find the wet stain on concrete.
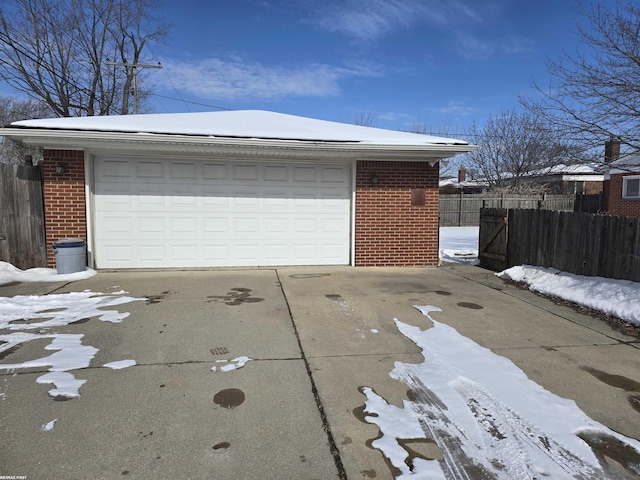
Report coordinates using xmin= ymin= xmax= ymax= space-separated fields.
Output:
xmin=207 ymin=288 xmax=264 ymax=306
xmin=355 ymin=388 xmax=402 ymax=478
xmin=435 ymin=290 xmax=452 ymax=296
xmin=380 ymin=283 xmax=429 ymax=294
xmin=41 ymin=307 xmax=67 ymax=313
xmin=341 ymin=437 xmax=353 ymax=445
xmin=213 ymin=388 xmax=245 ymax=409
xmin=210 ymin=347 xmax=229 ymax=356
xmin=52 ymin=395 xmax=73 ymax=402
xmin=361 ymin=468 xmax=377 ymax=478
xmin=582 ymin=366 xmax=640 ymax=418
xmin=577 ymin=431 xmax=640 ymax=478
xmin=289 ymin=273 xmax=331 ymax=279
xmin=581 ymin=366 xmax=640 ymax=392
xmin=146 ymin=291 xmax=171 ymax=305
xmin=398 ymin=438 xmax=443 ymax=471
xmin=10 ymin=317 xmax=52 ymax=325
xmin=212 ymin=442 xmax=230 ymax=450
xmin=0 ymin=344 xmax=21 ymax=360
xmin=457 ymin=302 xmax=484 ymax=310
xmin=353 ymin=404 xmax=374 ymax=424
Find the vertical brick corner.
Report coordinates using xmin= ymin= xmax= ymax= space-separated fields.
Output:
xmin=355 ymin=160 xmax=440 ymax=266
xmin=42 ymin=150 xmax=87 ymax=267
xmin=604 ymin=174 xmax=640 ymax=218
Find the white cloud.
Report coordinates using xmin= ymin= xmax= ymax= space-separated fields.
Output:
xmin=436 ymin=101 xmax=476 ymax=116
xmin=457 ymin=33 xmax=533 ymax=60
xmin=156 ymin=57 xmax=381 ymax=101
xmin=311 ymin=0 xmax=481 ymax=41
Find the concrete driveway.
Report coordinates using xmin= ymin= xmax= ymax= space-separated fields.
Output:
xmin=1 ymin=264 xmax=639 ymax=479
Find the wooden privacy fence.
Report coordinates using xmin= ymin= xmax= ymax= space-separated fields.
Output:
xmin=0 ymin=164 xmax=47 ymax=269
xmin=479 ymin=208 xmax=640 ymax=282
xmin=440 ymin=193 xmax=575 ymax=226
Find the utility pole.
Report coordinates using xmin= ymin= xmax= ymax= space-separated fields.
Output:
xmin=106 ymin=61 xmax=162 ymax=114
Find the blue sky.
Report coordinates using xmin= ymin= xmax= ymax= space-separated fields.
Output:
xmin=126 ymin=1 xmax=619 ymax=137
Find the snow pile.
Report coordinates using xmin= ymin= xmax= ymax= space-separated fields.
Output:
xmin=362 ymin=305 xmax=640 ymax=478
xmin=439 ymin=226 xmax=479 ymax=265
xmin=498 ymin=265 xmax=640 ymax=326
xmin=0 ymin=261 xmax=96 ymax=286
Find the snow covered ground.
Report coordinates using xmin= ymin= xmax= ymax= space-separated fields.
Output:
xmin=439 ymin=226 xmax=479 ymax=265
xmin=0 ymin=261 xmax=96 ymax=285
xmin=440 ymin=226 xmax=640 ymax=328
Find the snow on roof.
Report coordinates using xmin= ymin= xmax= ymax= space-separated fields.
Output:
xmin=609 ymin=152 xmax=640 ymax=171
xmin=545 ymin=163 xmax=601 ymax=175
xmin=11 ymin=110 xmax=468 ymax=146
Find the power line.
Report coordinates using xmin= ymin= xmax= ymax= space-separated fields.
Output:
xmin=149 ymin=93 xmax=232 ymax=111
xmin=106 ymin=61 xmax=162 ymax=114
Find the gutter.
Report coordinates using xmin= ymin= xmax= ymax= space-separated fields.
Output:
xmin=0 ymin=127 xmax=476 ymax=160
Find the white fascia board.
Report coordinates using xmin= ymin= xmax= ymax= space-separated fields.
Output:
xmin=0 ymin=128 xmax=476 ymax=161
xmin=561 ymin=174 xmax=605 ymax=182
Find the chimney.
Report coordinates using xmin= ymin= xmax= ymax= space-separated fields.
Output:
xmin=458 ymin=166 xmax=466 ymax=183
xmin=604 ymin=137 xmax=620 ymax=163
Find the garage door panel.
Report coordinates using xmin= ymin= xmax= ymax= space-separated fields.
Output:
xmin=169 ymin=162 xmax=197 ymax=179
xmin=94 ymin=157 xmax=351 ymax=268
xmin=202 ymin=163 xmax=228 ymax=179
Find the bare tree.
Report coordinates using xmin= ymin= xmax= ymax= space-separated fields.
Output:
xmin=522 ymin=1 xmax=640 ymax=152
xmin=353 ymin=111 xmax=378 ymax=127
xmin=0 ymin=0 xmax=170 ymax=117
xmin=462 ymin=110 xmax=586 ymax=192
xmin=409 ymin=119 xmax=464 ymax=178
xmin=0 ymin=96 xmax=52 ymax=163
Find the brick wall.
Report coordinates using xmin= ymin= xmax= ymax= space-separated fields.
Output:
xmin=355 ymin=160 xmax=439 ymax=266
xmin=604 ymin=174 xmax=640 ymax=218
xmin=42 ymin=150 xmax=87 ymax=267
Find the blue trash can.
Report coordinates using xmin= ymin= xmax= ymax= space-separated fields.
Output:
xmin=53 ymin=239 xmax=87 ymax=274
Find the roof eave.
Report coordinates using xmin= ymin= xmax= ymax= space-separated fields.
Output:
xmin=0 ymin=127 xmax=476 ymax=160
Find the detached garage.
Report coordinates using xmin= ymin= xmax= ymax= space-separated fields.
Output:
xmin=0 ymin=110 xmax=473 ymax=269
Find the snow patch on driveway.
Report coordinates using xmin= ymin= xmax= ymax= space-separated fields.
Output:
xmin=0 ymin=291 xmax=144 ymax=399
xmin=361 ymin=305 xmax=640 ymax=478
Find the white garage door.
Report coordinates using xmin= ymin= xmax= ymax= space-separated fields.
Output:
xmin=93 ymin=156 xmax=351 ymax=268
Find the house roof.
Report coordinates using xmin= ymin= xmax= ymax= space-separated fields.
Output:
xmin=608 ymin=152 xmax=640 ymax=174
xmin=0 ymin=110 xmax=475 ymax=161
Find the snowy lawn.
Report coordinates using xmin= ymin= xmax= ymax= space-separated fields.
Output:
xmin=439 ymin=226 xmax=479 ymax=265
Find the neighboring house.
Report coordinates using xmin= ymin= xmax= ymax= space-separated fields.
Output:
xmin=439 ymin=167 xmax=487 ymax=194
xmin=0 ymin=110 xmax=473 ymax=269
xmin=502 ymin=163 xmax=604 ymax=194
xmin=603 ymin=152 xmax=640 ymax=218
